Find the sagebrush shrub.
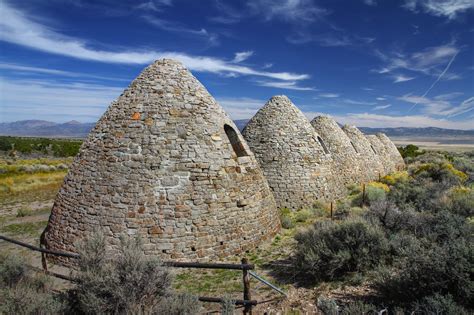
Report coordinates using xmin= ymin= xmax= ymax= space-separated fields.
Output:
xmin=154 ymin=293 xmax=200 ymax=315
xmin=0 ymin=254 xmax=64 ymax=314
xmin=374 ymin=238 xmax=473 ymax=307
xmin=72 ymin=233 xmax=197 ymax=314
xmin=295 ymin=219 xmax=389 ymax=281
xmin=413 ymin=294 xmax=470 ymax=315
xmin=351 ymin=185 xmax=387 ymax=207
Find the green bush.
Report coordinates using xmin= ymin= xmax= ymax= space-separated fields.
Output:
xmin=279 ymin=208 xmax=295 ymax=229
xmin=447 ymin=187 xmax=474 ymax=217
xmin=317 ymin=297 xmax=339 ymax=315
xmin=351 ymin=185 xmax=387 ymax=208
xmin=295 ymin=219 xmax=389 ymax=281
xmin=413 ymin=294 xmax=470 ymax=315
xmin=374 ymin=238 xmax=473 ymax=307
xmin=294 ymin=209 xmax=312 ymax=222
xmin=398 ymin=144 xmax=424 ymax=159
xmin=72 ymin=233 xmax=198 ymax=314
xmin=341 ymin=301 xmax=377 ymax=314
xmin=280 ymin=215 xmax=294 ymax=229
xmin=0 ymin=254 xmax=64 ymax=314
xmin=154 ymin=293 xmax=200 ymax=315
xmin=0 ymin=253 xmax=27 ymax=287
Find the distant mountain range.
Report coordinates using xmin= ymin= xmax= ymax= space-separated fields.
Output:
xmin=0 ymin=120 xmax=95 ymax=138
xmin=1 ymin=119 xmax=473 ymax=138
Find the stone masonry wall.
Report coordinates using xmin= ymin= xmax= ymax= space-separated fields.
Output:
xmin=342 ymin=125 xmax=386 ymax=181
xmin=242 ymin=96 xmax=335 ymax=210
xmin=311 ymin=116 xmax=363 ymax=193
xmin=366 ymin=135 xmax=395 ymax=174
xmin=376 ymin=133 xmax=405 ymax=171
xmin=43 ymin=59 xmax=280 ymax=264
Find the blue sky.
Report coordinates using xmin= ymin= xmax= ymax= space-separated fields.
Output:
xmin=0 ymin=0 xmax=473 ymax=129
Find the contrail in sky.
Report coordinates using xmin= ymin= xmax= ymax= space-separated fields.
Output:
xmin=407 ymin=52 xmax=458 ymax=113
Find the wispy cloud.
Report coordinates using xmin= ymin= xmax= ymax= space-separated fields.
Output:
xmin=0 ymin=2 xmax=308 ymax=82
xmin=0 ymin=62 xmax=126 ymax=81
xmin=343 ymin=99 xmax=377 ymax=106
xmin=248 ymin=0 xmax=328 ymax=24
xmin=215 ymin=96 xmax=265 ymax=119
xmin=374 ymin=43 xmax=460 ymax=77
xmin=364 ymin=0 xmax=377 ymax=6
xmin=407 ymin=50 xmax=458 ymax=112
xmin=376 ymin=97 xmax=386 ymax=101
xmin=210 ymin=1 xmax=245 ymax=24
xmin=257 ymin=80 xmax=315 ymax=91
xmin=142 ymin=16 xmax=219 ymax=46
xmin=329 ymin=112 xmax=474 ymax=130
xmin=400 ymin=94 xmax=474 ymax=117
xmin=373 ymin=104 xmax=392 ymax=110
xmin=402 ymin=0 xmax=474 ymax=19
xmin=318 ymin=93 xmax=340 ymax=98
xmin=136 ymin=0 xmax=173 ymax=12
xmin=0 ymin=76 xmax=122 ymax=122
xmin=393 ymin=74 xmax=416 ymax=83
xmin=232 ymin=51 xmax=254 ymax=63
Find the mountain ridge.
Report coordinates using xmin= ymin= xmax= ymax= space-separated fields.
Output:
xmin=1 ymin=119 xmax=473 ymax=138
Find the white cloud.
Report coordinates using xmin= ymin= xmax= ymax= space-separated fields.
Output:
xmin=434 ymin=92 xmax=464 ymax=100
xmin=373 ymin=104 xmax=392 ymax=110
xmin=407 ymin=50 xmax=458 ymax=112
xmin=343 ymin=99 xmax=377 ymax=106
xmin=318 ymin=93 xmax=340 ymax=98
xmin=0 ymin=76 xmax=122 ymax=122
xmin=399 ymin=94 xmax=474 ymax=117
xmin=142 ymin=16 xmax=219 ymax=46
xmin=257 ymin=80 xmax=316 ymax=91
xmin=328 ymin=112 xmax=474 ymax=130
xmin=136 ymin=0 xmax=173 ymax=12
xmin=232 ymin=51 xmax=254 ymax=63
xmin=402 ymin=0 xmax=474 ymax=19
xmin=248 ymin=0 xmax=328 ymax=24
xmin=374 ymin=44 xmax=460 ymax=78
xmin=393 ymin=74 xmax=416 ymax=83
xmin=0 ymin=2 xmax=308 ymax=82
xmin=0 ymin=62 xmax=126 ymax=81
xmin=376 ymin=97 xmax=386 ymax=101
xmin=215 ymin=96 xmax=265 ymax=119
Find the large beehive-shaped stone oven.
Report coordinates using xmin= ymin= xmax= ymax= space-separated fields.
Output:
xmin=366 ymin=134 xmax=395 ymax=174
xmin=242 ymin=96 xmax=334 ymax=210
xmin=342 ymin=125 xmax=385 ymax=181
xmin=376 ymin=133 xmax=405 ymax=171
xmin=42 ymin=59 xmax=280 ymax=263
xmin=311 ymin=116 xmax=363 ymax=192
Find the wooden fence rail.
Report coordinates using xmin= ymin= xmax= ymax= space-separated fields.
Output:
xmin=0 ymin=234 xmax=258 ymax=314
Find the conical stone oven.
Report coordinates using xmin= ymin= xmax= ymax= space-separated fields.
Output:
xmin=42 ymin=59 xmax=280 ymax=264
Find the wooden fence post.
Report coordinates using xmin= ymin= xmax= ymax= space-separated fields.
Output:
xmin=330 ymin=202 xmax=333 ymax=220
xmin=361 ymin=183 xmax=366 ymax=207
xmin=242 ymin=257 xmax=252 ymax=315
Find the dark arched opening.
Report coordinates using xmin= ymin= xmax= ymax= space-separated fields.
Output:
xmin=350 ymin=141 xmax=358 ymax=153
xmin=224 ymin=124 xmax=248 ymax=157
xmin=317 ymin=136 xmax=330 ymax=154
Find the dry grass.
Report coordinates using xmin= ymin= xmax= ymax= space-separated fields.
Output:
xmin=0 ymin=172 xmax=66 ymax=206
